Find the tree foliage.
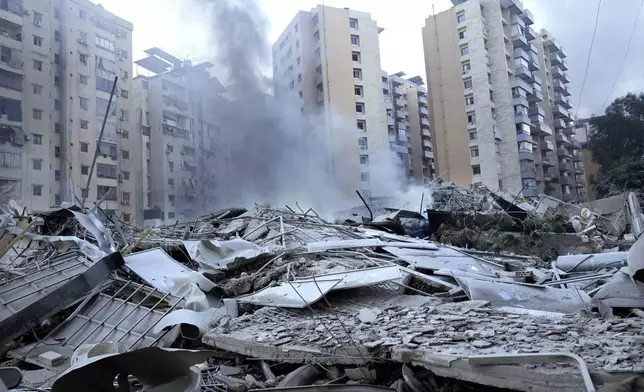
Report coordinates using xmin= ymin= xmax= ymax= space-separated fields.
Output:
xmin=594 ymin=157 xmax=644 ymax=201
xmin=588 ymin=93 xmax=644 ymax=169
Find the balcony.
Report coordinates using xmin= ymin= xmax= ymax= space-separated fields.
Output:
xmin=515 ymin=113 xmax=531 ymax=125
xmin=542 ymin=158 xmax=554 ymax=167
xmin=540 ymin=140 xmax=554 ymax=151
xmin=530 ymin=73 xmax=541 ymax=86
xmin=394 ymin=86 xmax=404 ymax=97
xmin=418 ymin=95 xmax=428 ymax=105
xmin=550 ymin=52 xmax=563 ymax=65
xmin=562 ymin=194 xmax=575 ymax=202
xmin=501 ymin=0 xmax=524 ymax=12
xmin=523 ymin=187 xmax=539 ymax=198
xmin=423 ymin=140 xmax=432 ymax=148
xmin=573 ymin=153 xmax=583 ymax=162
xmin=557 ymin=148 xmax=572 ymax=158
xmin=574 ymin=165 xmax=585 ymax=175
xmin=515 ymin=64 xmax=531 ymax=80
xmin=576 ymin=179 xmax=586 ymax=188
xmin=532 ymin=122 xmax=553 ymax=136
xmin=560 ymin=59 xmax=568 ymax=71
xmin=395 ymin=110 xmax=406 ymax=120
xmin=510 ymin=77 xmax=532 ymax=93
xmin=0 ymin=2 xmax=23 ymax=26
xmin=512 ymin=96 xmax=529 ymax=108
xmin=424 ymin=150 xmax=434 ymax=159
xmin=528 ymin=55 xmax=540 ymax=71
xmin=527 ymin=89 xmax=543 ymax=102
xmin=552 ymin=104 xmax=570 ymax=119
xmin=516 ymin=132 xmax=533 ymax=144
xmin=512 ymin=31 xmax=528 ymax=47
xmin=577 ymin=194 xmax=588 ymax=202
xmin=420 ymin=107 xmax=429 ymax=116
xmin=394 ymin=98 xmax=405 ymax=108
xmin=382 ymin=81 xmax=389 ymax=91
xmin=528 ymin=106 xmax=545 ymax=117
xmin=571 ymin=139 xmax=581 ymax=150
xmin=518 ymin=151 xmax=535 ymax=161
xmin=384 ymin=99 xmax=393 ymax=110
xmin=551 ymin=119 xmax=564 ymax=129
xmin=561 ymin=72 xmax=570 ymax=84
xmin=556 ymin=133 xmax=572 ymax=146
xmin=553 ymin=80 xmax=570 ymax=96
xmin=422 ymin=129 xmax=431 ymax=137
xmin=521 ymin=167 xmax=537 ymax=179
xmin=388 ymin=133 xmax=397 ymax=143
xmin=0 ymin=47 xmax=22 ymax=74
xmin=387 ymin=116 xmax=394 ymax=126
xmin=514 ymin=48 xmax=529 ymax=61
xmin=390 ymin=75 xmax=404 ymax=86
xmin=545 ymin=36 xmax=562 ymax=53
xmin=560 ymin=177 xmax=572 ymax=185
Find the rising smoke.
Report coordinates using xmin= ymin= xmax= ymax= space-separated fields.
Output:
xmin=186 ymin=0 xmax=348 ymax=214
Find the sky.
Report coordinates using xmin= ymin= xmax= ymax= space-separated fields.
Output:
xmin=92 ymin=0 xmax=644 ymax=117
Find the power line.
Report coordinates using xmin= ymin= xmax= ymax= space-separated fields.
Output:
xmin=601 ymin=0 xmax=644 ymax=111
xmin=575 ymin=0 xmax=603 ymax=119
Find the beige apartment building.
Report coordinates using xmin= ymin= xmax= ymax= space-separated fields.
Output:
xmin=134 ymin=49 xmax=227 ymax=225
xmin=273 ymin=5 xmax=390 ymax=199
xmin=0 ymin=0 xmax=138 ymax=218
xmin=382 ymin=71 xmax=434 ymax=183
xmin=422 ymin=0 xmax=587 ymax=201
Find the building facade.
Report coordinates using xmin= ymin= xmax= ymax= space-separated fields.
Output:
xmin=273 ymin=5 xmax=390 ymax=198
xmin=134 ymin=49 xmax=227 ymax=225
xmin=382 ymin=72 xmax=434 ymax=183
xmin=0 ymin=0 xmax=137 ymax=219
xmin=422 ymin=0 xmax=587 ymax=200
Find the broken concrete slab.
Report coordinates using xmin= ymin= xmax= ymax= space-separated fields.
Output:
xmin=238 ymin=279 xmax=341 ymax=308
xmin=183 ymin=238 xmax=276 ymax=271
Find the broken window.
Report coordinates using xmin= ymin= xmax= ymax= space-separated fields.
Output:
xmin=32 ymin=185 xmax=43 ymax=196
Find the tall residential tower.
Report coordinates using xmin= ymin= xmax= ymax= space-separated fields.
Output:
xmin=422 ymin=0 xmax=587 ymax=200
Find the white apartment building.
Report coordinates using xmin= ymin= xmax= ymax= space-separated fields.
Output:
xmin=422 ymin=0 xmax=587 ymax=200
xmin=382 ymin=72 xmax=434 ymax=183
xmin=0 ymin=0 xmax=137 ymax=219
xmin=134 ymin=49 xmax=228 ymax=225
xmin=273 ymin=5 xmax=390 ymax=199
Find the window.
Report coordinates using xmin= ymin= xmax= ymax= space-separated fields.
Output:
xmin=313 ymin=30 xmax=320 ymax=41
xmin=96 ymin=76 xmax=113 ymax=92
xmin=458 ymin=28 xmax=467 ymax=40
xmin=298 ymin=91 xmax=303 ymax=98
xmin=32 ymin=159 xmax=42 ymax=170
xmin=32 ymin=185 xmax=43 ymax=196
xmin=55 ymin=194 xmax=61 ymax=205
xmin=288 ymin=80 xmax=294 ymax=89
xmin=80 ymin=120 xmax=89 ymax=129
xmin=54 ymin=76 xmax=60 ymax=87
xmin=352 ymin=52 xmax=361 ymax=62
xmin=120 ymin=109 xmax=129 ymax=121
xmin=457 ymin=13 xmax=466 ymax=23
xmin=80 ymin=97 xmax=89 ymax=110
xmin=79 ymin=74 xmax=88 ymax=84
xmin=489 ymin=90 xmax=494 ymax=102
xmin=313 ymin=13 xmax=319 ymax=24
xmin=33 ymin=109 xmax=43 ymax=120
xmin=122 ymin=150 xmax=130 ymax=159
xmin=121 ymin=192 xmax=131 ymax=202
xmin=354 ymin=86 xmax=363 ymax=96
xmin=357 ymin=120 xmax=366 ymax=131
xmin=314 ymin=47 xmax=320 ymax=59
xmin=81 ymin=142 xmax=89 ymax=152
xmin=360 ymin=172 xmax=370 ymax=182
xmin=349 ymin=18 xmax=358 ymax=29
xmin=79 ymin=9 xmax=87 ymax=19
xmin=55 ymin=99 xmax=61 ymax=110
xmin=33 ymin=84 xmax=43 ymax=95
xmin=351 ymin=35 xmax=360 ymax=45
xmin=81 ymin=165 xmax=89 ymax=175
xmin=469 ymin=131 xmax=478 ymax=141
xmin=359 ymin=137 xmax=368 ymax=150
xmin=356 ymin=103 xmax=365 ymax=113
xmin=168 ymin=212 xmax=175 ymax=219
xmin=360 ymin=155 xmax=369 ymax=165
xmin=33 ymin=134 xmax=43 ymax=145
xmin=168 ymin=194 xmax=175 ymax=203
xmin=169 ymin=161 xmax=174 ymax=172
xmin=296 ymin=56 xmax=301 ymax=65
xmin=95 ymin=35 xmax=115 ymax=51
xmin=122 ymin=171 xmax=130 ymax=180
xmin=460 ymin=44 xmax=469 ymax=56
xmin=465 ymin=95 xmax=474 ymax=106
xmin=168 ymin=178 xmax=175 ymax=187
xmin=121 ymin=130 xmax=129 ymax=139
xmin=470 ymin=146 xmax=480 ymax=157
xmin=55 ymin=146 xmax=61 ymax=157
xmin=353 ymin=68 xmax=362 ymax=80
xmin=463 ymin=77 xmax=473 ymax=90
xmin=467 ymin=111 xmax=476 ymax=124
xmin=122 ymin=214 xmax=131 ymax=222
xmin=55 ymin=170 xmax=61 ymax=181
xmin=33 ymin=35 xmax=43 ymax=46
xmin=33 ymin=59 xmax=43 ymax=71
xmin=462 ymin=61 xmax=471 ymax=74
xmin=121 ymin=70 xmax=129 ymax=80
xmin=141 ymin=80 xmax=148 ymax=90
xmin=472 ymin=165 xmax=481 ymax=175
xmin=80 ymin=53 xmax=88 ymax=65
xmin=297 ymin=74 xmax=302 ymax=83
xmin=54 ymin=54 xmax=60 ymax=64
xmin=55 ymin=123 xmax=61 ymax=134
xmin=54 ymin=30 xmax=60 ymax=42
xmin=294 ymin=23 xmax=299 ymax=32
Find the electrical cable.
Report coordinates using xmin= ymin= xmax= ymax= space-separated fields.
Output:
xmin=575 ymin=0 xmax=603 ymax=119
xmin=600 ymin=0 xmax=644 ymax=111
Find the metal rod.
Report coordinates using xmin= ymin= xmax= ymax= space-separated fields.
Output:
xmin=355 ymin=190 xmax=372 ymax=221
xmin=81 ymin=76 xmax=118 ymax=208
xmin=97 ymin=287 xmax=159 ymax=342
xmin=88 ymin=188 xmax=114 ymax=216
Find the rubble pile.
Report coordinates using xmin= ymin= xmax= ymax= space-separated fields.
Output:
xmin=0 ymin=191 xmax=643 ymax=391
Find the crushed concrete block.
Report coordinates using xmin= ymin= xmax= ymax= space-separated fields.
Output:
xmin=357 ymin=308 xmax=378 ymax=323
xmin=345 ymin=367 xmax=377 ymax=382
xmin=38 ymin=351 xmax=65 ymax=367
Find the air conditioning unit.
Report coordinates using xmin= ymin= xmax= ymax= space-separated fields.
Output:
xmin=115 ymin=128 xmax=122 ymax=134
xmin=125 ymin=200 xmax=131 ymax=205
xmin=34 ymin=20 xmax=42 ymax=26
xmin=116 ymin=49 xmax=122 ymax=56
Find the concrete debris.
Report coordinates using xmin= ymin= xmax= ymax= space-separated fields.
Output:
xmin=0 ymin=194 xmax=643 ymax=391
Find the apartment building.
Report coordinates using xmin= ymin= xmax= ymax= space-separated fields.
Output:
xmin=574 ymin=117 xmax=599 ymax=200
xmin=0 ymin=0 xmax=137 ymax=219
xmin=382 ymin=72 xmax=434 ymax=183
xmin=273 ymin=5 xmax=390 ymax=199
xmin=422 ymin=0 xmax=587 ymax=201
xmin=134 ymin=49 xmax=227 ymax=225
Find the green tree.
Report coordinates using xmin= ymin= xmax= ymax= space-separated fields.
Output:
xmin=594 ymin=157 xmax=644 ymax=202
xmin=588 ymin=93 xmax=644 ymax=169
